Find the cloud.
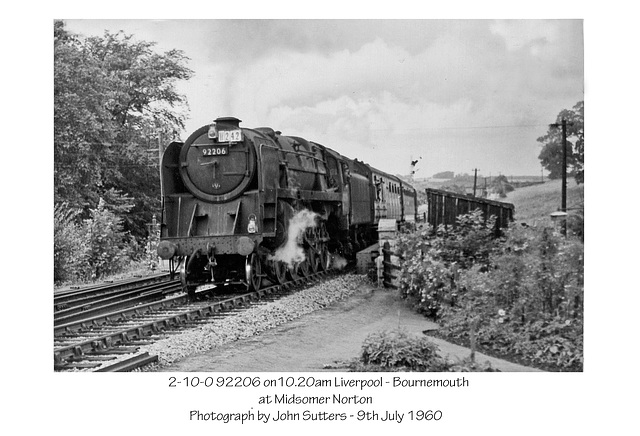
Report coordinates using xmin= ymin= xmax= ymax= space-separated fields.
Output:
xmin=490 ymin=20 xmax=561 ymax=51
xmin=181 ymin=21 xmax=583 ymax=176
xmin=197 ymin=20 xmax=464 ymax=61
xmin=63 ymin=19 xmax=583 ymax=176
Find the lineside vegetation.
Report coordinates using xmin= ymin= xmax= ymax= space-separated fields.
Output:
xmin=370 ymin=207 xmax=584 ymax=371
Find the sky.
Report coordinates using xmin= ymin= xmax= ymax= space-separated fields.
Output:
xmin=63 ymin=19 xmax=583 ymax=178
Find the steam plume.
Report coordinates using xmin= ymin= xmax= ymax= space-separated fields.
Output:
xmin=271 ymin=209 xmax=318 ymax=267
xmin=331 ymin=254 xmax=348 ymax=270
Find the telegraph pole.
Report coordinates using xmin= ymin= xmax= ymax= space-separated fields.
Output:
xmin=472 ymin=168 xmax=478 ymax=197
xmin=561 ymin=119 xmax=567 ymax=213
xmin=550 ymin=118 xmax=574 ymax=235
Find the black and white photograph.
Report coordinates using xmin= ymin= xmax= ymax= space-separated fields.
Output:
xmin=53 ymin=17 xmax=586 ymax=374
xmin=6 ymin=2 xmax=637 ymax=434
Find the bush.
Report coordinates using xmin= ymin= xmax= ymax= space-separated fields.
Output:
xmin=395 ymin=210 xmax=498 ymax=317
xmin=54 ymin=197 xmax=142 ymax=285
xmin=360 ymin=329 xmax=448 ymax=371
xmin=395 ymin=213 xmax=584 ymax=371
xmin=566 ymin=209 xmax=584 ymax=240
xmin=54 ymin=203 xmax=88 ymax=284
xmin=437 ymin=225 xmax=584 ymax=371
xmin=353 ymin=329 xmax=496 ymax=372
xmin=83 ymin=198 xmax=137 ymax=279
xmin=458 ymin=226 xmax=583 ymax=321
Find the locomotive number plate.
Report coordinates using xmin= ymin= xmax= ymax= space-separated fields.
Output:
xmin=218 ymin=129 xmax=243 ymax=142
xmin=202 ymin=146 xmax=229 ymax=156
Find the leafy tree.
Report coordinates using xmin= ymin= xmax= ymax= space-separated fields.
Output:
xmin=54 ymin=21 xmax=114 ymax=209
xmin=54 ymin=20 xmax=193 ymax=238
xmin=537 ymin=101 xmax=584 ymax=183
xmin=433 ymin=171 xmax=454 ymax=179
xmin=490 ymin=175 xmax=514 ymax=198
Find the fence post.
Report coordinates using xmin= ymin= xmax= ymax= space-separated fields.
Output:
xmin=382 ymin=241 xmax=390 ymax=288
xmin=381 ymin=241 xmax=400 ymax=289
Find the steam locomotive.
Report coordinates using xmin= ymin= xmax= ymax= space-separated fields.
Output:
xmin=157 ymin=117 xmax=417 ymax=296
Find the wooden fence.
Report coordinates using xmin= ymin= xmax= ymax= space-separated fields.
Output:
xmin=381 ymin=241 xmax=401 ymax=289
xmin=425 ymin=188 xmax=514 ymax=234
xmin=381 ymin=189 xmax=514 ymax=289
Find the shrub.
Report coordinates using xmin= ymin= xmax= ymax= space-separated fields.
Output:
xmin=464 ymin=225 xmax=584 ymax=321
xmin=434 ymin=210 xmax=497 ymax=269
xmin=54 ymin=203 xmax=88 ymax=284
xmin=395 ymin=210 xmax=499 ymax=317
xmin=566 ymin=209 xmax=584 ymax=240
xmin=395 ymin=213 xmax=584 ymax=371
xmin=83 ymin=198 xmax=137 ymax=279
xmin=355 ymin=329 xmax=496 ymax=372
xmin=54 ymin=197 xmax=142 ymax=285
xmin=360 ymin=329 xmax=449 ymax=371
xmin=437 ymin=225 xmax=584 ymax=371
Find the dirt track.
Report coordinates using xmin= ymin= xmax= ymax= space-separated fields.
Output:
xmin=159 ymin=284 xmax=438 ymax=372
xmin=156 ymin=279 xmax=540 ymax=373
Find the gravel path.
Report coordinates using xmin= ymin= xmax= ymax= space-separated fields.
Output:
xmin=146 ymin=274 xmax=539 ymax=372
xmin=157 ymin=278 xmax=440 ymax=372
xmin=143 ymin=275 xmax=371 ymax=367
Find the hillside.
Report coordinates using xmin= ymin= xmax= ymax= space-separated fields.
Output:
xmin=409 ymin=174 xmax=543 ymax=201
xmin=504 ymin=179 xmax=584 ymax=226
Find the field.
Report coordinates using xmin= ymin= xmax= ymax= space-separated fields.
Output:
xmin=504 ymin=178 xmax=584 ymax=227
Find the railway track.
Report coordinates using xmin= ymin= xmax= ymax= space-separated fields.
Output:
xmin=54 ymin=270 xmax=333 ymax=372
xmin=54 ymin=273 xmax=172 ymax=311
xmin=54 ymin=280 xmax=182 ymax=327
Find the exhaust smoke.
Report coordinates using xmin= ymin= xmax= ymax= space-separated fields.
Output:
xmin=270 ymin=209 xmax=318 ymax=268
xmin=330 ymin=254 xmax=348 ymax=270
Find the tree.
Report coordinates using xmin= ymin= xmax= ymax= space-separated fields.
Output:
xmin=54 ymin=20 xmax=193 ymax=238
xmin=54 ymin=21 xmax=114 ymax=209
xmin=490 ymin=175 xmax=514 ymax=198
xmin=537 ymin=101 xmax=584 ymax=184
xmin=433 ymin=171 xmax=454 ymax=179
